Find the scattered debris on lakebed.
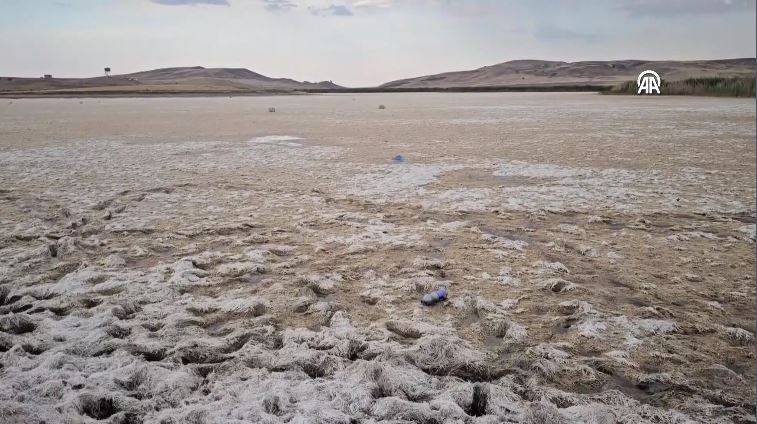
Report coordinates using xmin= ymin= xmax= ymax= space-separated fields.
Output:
xmin=0 ymin=94 xmax=754 ymax=422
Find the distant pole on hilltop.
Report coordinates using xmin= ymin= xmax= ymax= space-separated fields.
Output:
xmin=104 ymin=67 xmax=111 ymax=77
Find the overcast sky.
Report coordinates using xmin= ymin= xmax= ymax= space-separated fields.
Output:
xmin=0 ymin=0 xmax=754 ymax=86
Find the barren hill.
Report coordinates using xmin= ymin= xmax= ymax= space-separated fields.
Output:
xmin=381 ymin=58 xmax=756 ymax=88
xmin=0 ymin=66 xmax=342 ymax=95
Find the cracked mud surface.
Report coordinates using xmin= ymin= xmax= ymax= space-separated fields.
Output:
xmin=0 ymin=93 xmax=754 ymax=423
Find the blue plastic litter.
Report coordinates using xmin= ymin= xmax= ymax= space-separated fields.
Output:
xmin=421 ymin=287 xmax=447 ymax=306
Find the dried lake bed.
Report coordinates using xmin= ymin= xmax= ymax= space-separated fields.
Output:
xmin=0 ymin=93 xmax=755 ymax=423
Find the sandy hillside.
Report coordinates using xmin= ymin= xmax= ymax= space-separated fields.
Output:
xmin=0 ymin=66 xmax=342 ymax=95
xmin=381 ymin=58 xmax=756 ymax=88
xmin=0 ymin=93 xmax=754 ymax=423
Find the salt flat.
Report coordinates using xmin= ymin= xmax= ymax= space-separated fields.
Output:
xmin=0 ymin=93 xmax=754 ymax=423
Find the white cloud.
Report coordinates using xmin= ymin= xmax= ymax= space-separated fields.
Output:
xmin=617 ymin=0 xmax=754 ymax=17
xmin=351 ymin=0 xmax=394 ymax=8
xmin=263 ymin=0 xmax=297 ymax=13
xmin=151 ymin=0 xmax=229 ymax=6
xmin=310 ymin=4 xmax=353 ymax=16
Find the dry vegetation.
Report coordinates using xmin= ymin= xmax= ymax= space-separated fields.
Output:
xmin=381 ymin=59 xmax=755 ymax=89
xmin=0 ymin=66 xmax=341 ymax=96
xmin=607 ymin=77 xmax=756 ymax=97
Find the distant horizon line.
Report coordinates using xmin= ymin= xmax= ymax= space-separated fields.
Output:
xmin=3 ymin=56 xmax=755 ymax=87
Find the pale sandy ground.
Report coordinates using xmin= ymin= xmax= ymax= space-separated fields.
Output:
xmin=0 ymin=93 xmax=754 ymax=423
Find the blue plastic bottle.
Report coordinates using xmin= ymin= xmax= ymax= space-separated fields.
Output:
xmin=421 ymin=287 xmax=448 ymax=306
